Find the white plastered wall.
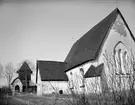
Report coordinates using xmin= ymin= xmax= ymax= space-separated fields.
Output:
xmin=42 ymin=81 xmax=69 ymax=94
xmin=37 ymin=68 xmax=69 ymax=95
xmin=12 ymin=78 xmax=23 ymax=92
xmin=37 ymin=68 xmax=43 ymax=96
xmin=66 ymin=61 xmax=102 ymax=94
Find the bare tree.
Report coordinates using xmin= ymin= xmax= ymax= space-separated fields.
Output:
xmin=0 ymin=63 xmax=3 ymax=78
xmin=3 ymin=63 xmax=15 ymax=88
xmin=103 ymin=50 xmax=135 ymax=105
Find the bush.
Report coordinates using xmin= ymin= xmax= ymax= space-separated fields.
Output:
xmin=28 ymin=88 xmax=32 ymax=93
xmin=0 ymin=86 xmax=12 ymax=96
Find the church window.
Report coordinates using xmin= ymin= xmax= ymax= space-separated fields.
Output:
xmin=123 ymin=51 xmax=127 ymax=66
xmin=80 ymin=68 xmax=84 ymax=76
xmin=118 ymin=49 xmax=121 ymax=66
xmin=69 ymin=72 xmax=73 ymax=90
xmin=115 ymin=49 xmax=121 ymax=75
xmin=123 ymin=51 xmax=130 ymax=75
xmin=113 ymin=50 xmax=117 ymax=69
xmin=80 ymin=68 xmax=85 ymax=88
xmin=115 ymin=49 xmax=125 ymax=75
xmin=114 ymin=49 xmax=119 ymax=75
xmin=117 ymin=49 xmax=126 ymax=75
xmin=70 ymin=71 xmax=72 ymax=75
xmin=118 ymin=49 xmax=123 ymax=74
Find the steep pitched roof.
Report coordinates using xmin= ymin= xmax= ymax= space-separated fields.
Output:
xmin=64 ymin=8 xmax=135 ymax=72
xmin=36 ymin=61 xmax=68 ymax=82
xmin=17 ymin=61 xmax=32 ymax=73
xmin=11 ymin=77 xmax=20 ymax=85
xmin=84 ymin=64 xmax=104 ymax=78
xmin=11 ymin=77 xmax=34 ymax=86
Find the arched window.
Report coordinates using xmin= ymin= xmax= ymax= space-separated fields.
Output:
xmin=123 ymin=51 xmax=129 ymax=74
xmin=115 ymin=49 xmax=122 ymax=75
xmin=113 ymin=41 xmax=129 ymax=75
xmin=113 ymin=50 xmax=116 ymax=65
xmin=118 ymin=49 xmax=126 ymax=75
xmin=123 ymin=51 xmax=127 ymax=65
xmin=118 ymin=49 xmax=121 ymax=66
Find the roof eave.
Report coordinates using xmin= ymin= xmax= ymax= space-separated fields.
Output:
xmin=41 ymin=79 xmax=68 ymax=81
xmin=65 ymin=59 xmax=95 ymax=72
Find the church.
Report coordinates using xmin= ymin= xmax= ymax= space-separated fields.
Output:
xmin=65 ymin=8 xmax=135 ymax=94
xmin=11 ymin=61 xmax=36 ymax=93
xmin=36 ymin=8 xmax=135 ymax=95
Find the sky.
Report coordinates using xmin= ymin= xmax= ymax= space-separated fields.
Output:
xmin=0 ymin=0 xmax=135 ymax=69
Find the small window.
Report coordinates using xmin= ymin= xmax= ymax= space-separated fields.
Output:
xmin=80 ymin=68 xmax=85 ymax=88
xmin=70 ymin=72 xmax=72 ymax=75
xmin=80 ymin=68 xmax=84 ymax=76
xmin=69 ymin=72 xmax=73 ymax=89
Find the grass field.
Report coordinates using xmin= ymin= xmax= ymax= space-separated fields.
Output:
xmin=0 ymin=96 xmax=27 ymax=105
xmin=0 ymin=93 xmax=69 ymax=105
xmin=1 ymin=91 xmax=135 ymax=105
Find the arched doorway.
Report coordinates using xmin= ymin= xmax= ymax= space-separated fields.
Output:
xmin=15 ymin=85 xmax=20 ymax=92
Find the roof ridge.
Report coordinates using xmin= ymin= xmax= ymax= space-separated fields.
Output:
xmin=37 ymin=60 xmax=68 ymax=64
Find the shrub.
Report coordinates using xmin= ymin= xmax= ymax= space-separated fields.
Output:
xmin=0 ymin=86 xmax=12 ymax=96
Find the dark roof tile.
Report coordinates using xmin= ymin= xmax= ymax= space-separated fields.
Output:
xmin=17 ymin=61 xmax=32 ymax=73
xmin=36 ymin=61 xmax=68 ymax=81
xmin=64 ymin=8 xmax=119 ymax=71
xmin=84 ymin=63 xmax=104 ymax=78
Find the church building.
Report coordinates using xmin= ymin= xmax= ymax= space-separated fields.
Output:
xmin=65 ymin=8 xmax=135 ymax=94
xmin=36 ymin=8 xmax=135 ymax=95
xmin=11 ymin=61 xmax=36 ymax=93
xmin=36 ymin=60 xmax=69 ymax=95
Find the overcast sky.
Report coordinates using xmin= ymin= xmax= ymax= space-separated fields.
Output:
xmin=0 ymin=0 xmax=135 ymax=68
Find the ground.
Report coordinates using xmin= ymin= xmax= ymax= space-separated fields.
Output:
xmin=0 ymin=93 xmax=112 ymax=105
xmin=1 ymin=91 xmax=134 ymax=105
xmin=0 ymin=96 xmax=26 ymax=105
xmin=0 ymin=93 xmax=71 ymax=105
